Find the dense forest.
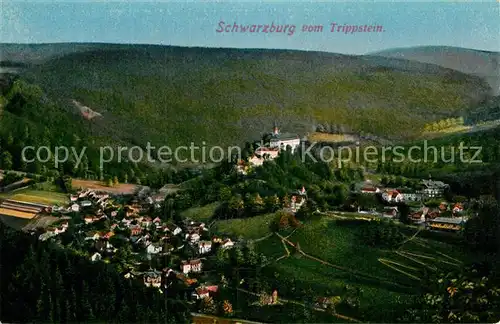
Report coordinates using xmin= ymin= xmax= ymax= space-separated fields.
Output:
xmin=0 ymin=222 xmax=191 ymax=323
xmin=0 ymin=76 xmax=202 ymax=189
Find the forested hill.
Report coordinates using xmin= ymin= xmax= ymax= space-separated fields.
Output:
xmin=1 ymin=43 xmax=493 ymax=151
xmin=0 ymin=222 xmax=191 ymax=323
xmin=371 ymin=46 xmax=500 ymax=95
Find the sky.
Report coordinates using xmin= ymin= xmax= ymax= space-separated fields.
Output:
xmin=1 ymin=1 xmax=499 ymax=55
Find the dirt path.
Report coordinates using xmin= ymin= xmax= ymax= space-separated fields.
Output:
xmin=252 ymin=233 xmax=274 ymax=243
xmin=274 ymin=232 xmax=414 ymax=290
xmin=398 ymin=227 xmax=423 ymax=250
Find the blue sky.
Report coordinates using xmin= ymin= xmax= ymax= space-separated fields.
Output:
xmin=1 ymin=1 xmax=499 ymax=54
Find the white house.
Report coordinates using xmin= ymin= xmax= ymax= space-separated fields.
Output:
xmin=78 ymin=189 xmax=91 ymax=198
xmin=400 ymin=192 xmax=422 ymax=202
xmin=143 ymin=270 xmax=162 ymax=288
xmin=90 ymin=252 xmax=102 ymax=262
xmin=420 ymin=180 xmax=449 ymax=198
xmin=80 ymin=200 xmax=92 ymax=208
xmin=248 ymin=155 xmax=264 ymax=167
xmin=181 ymin=259 xmax=202 ymax=274
xmin=165 ymin=225 xmax=182 ymax=236
xmin=221 ymin=239 xmax=234 ymax=249
xmin=146 ymin=243 xmax=163 ymax=255
xmin=198 ymin=241 xmax=212 ymax=254
xmin=70 ymin=204 xmax=80 ymax=212
xmin=382 ymin=190 xmax=404 ymax=203
xmin=186 ymin=232 xmax=201 ymax=243
xmin=291 ymin=195 xmax=306 ymax=212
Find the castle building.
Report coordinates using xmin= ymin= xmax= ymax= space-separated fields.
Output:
xmin=269 ymin=125 xmax=301 ymax=153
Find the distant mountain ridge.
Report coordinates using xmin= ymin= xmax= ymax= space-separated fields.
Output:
xmin=0 ymin=43 xmax=494 ymax=151
xmin=370 ymin=46 xmax=500 ymax=95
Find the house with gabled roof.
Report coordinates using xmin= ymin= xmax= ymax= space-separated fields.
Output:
xmin=90 ymin=252 xmax=101 ymax=262
xmin=382 ymin=189 xmax=403 ymax=203
xmin=146 ymin=242 xmax=163 ymax=255
xmin=130 ymin=225 xmax=142 ymax=236
xmin=452 ymin=203 xmax=464 ymax=215
xmin=198 ymin=241 xmax=212 ymax=254
xmin=361 ymin=187 xmax=380 ymax=194
xmin=143 ymin=269 xmax=162 ymax=288
xmin=419 ymin=179 xmax=449 ymax=199
xmin=186 ymin=232 xmax=201 ymax=244
xmin=221 ymin=238 xmax=234 ymax=249
xmin=84 ymin=215 xmax=100 ymax=224
xmin=181 ymin=259 xmax=202 ymax=274
xmin=164 ymin=224 xmax=182 ymax=235
xmin=193 ymin=285 xmax=219 ymax=300
xmin=85 ymin=231 xmax=101 ymax=241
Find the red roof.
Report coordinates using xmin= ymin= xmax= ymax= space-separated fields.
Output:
xmin=196 ymin=285 xmax=218 ymax=295
xmin=196 ymin=288 xmax=209 ymax=295
xmin=206 ymin=285 xmax=218 ymax=292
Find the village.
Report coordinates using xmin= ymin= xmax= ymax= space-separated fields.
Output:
xmin=19 ymin=186 xmax=240 ymax=303
xmin=236 ymin=126 xmax=469 ymax=233
xmin=0 ymin=125 xmax=476 ymax=321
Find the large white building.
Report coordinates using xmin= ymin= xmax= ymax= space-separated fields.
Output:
xmin=419 ymin=180 xmax=449 ymax=199
xmin=269 ymin=126 xmax=301 ymax=153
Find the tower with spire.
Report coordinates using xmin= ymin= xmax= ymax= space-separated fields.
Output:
xmin=273 ymin=121 xmax=279 ymax=135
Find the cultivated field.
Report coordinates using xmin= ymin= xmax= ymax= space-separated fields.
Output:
xmin=308 ymin=132 xmax=357 ymax=143
xmin=72 ymin=179 xmax=139 ymax=194
xmin=0 ymin=207 xmax=36 ymax=219
xmin=0 ymin=189 xmax=69 ymax=205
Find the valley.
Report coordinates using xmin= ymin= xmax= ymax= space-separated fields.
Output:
xmin=0 ymin=43 xmax=499 ymax=324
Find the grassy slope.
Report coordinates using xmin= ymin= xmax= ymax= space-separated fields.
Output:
xmin=215 ymin=215 xmax=467 ymax=322
xmin=10 ymin=44 xmax=490 ymax=150
xmin=213 ymin=213 xmax=275 ymax=239
xmin=180 ymin=202 xmax=219 ymax=223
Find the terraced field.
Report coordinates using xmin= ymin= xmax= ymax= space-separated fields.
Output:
xmin=215 ymin=214 xmax=467 ymax=322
